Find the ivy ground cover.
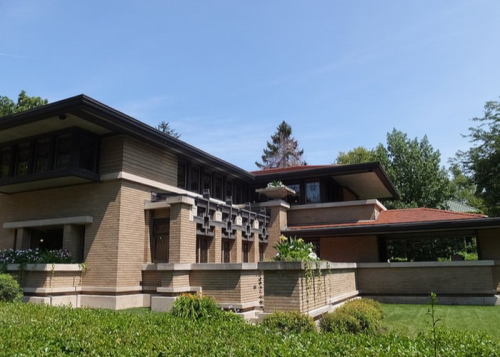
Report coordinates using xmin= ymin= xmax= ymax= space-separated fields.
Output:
xmin=1 ymin=303 xmax=499 ymax=356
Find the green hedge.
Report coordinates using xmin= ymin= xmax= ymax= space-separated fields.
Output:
xmin=0 ymin=302 xmax=498 ymax=356
xmin=320 ymin=298 xmax=384 ymax=334
xmin=261 ymin=311 xmax=316 ymax=334
xmin=0 ymin=273 xmax=23 ymax=302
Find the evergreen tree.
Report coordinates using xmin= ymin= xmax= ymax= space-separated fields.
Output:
xmin=255 ymin=121 xmax=305 ymax=169
xmin=156 ymin=120 xmax=181 ymax=139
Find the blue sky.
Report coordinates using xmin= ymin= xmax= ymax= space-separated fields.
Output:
xmin=1 ymin=1 xmax=499 ymax=171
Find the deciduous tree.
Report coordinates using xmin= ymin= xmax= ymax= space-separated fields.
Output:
xmin=0 ymin=90 xmax=48 ymax=117
xmin=455 ymin=97 xmax=500 ymax=216
xmin=335 ymin=129 xmax=451 ymax=209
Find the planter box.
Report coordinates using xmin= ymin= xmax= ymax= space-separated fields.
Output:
xmin=258 ymin=261 xmax=357 ymax=313
xmin=5 ymin=264 xmax=84 ymax=295
xmin=256 ymin=186 xmax=296 ymax=199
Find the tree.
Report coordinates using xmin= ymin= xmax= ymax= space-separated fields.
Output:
xmin=455 ymin=97 xmax=500 ymax=216
xmin=382 ymin=130 xmax=451 ymax=209
xmin=335 ymin=146 xmax=376 ymax=164
xmin=255 ymin=121 xmax=305 ymax=169
xmin=156 ymin=120 xmax=181 ymax=139
xmin=0 ymin=90 xmax=48 ymax=117
xmin=334 ymin=129 xmax=451 ymax=209
xmin=448 ymin=164 xmax=484 ymax=213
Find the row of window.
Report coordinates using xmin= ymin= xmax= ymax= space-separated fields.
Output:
xmin=177 ymin=161 xmax=248 ymax=203
xmin=0 ymin=130 xmax=99 ymax=179
xmin=285 ymin=181 xmax=321 ymax=205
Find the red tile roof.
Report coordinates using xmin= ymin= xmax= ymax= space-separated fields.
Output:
xmin=251 ymin=165 xmax=340 ymax=176
xmin=288 ymin=208 xmax=487 ymax=230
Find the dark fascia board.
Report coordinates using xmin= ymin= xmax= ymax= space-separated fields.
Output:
xmin=254 ymin=162 xmax=400 ymax=200
xmin=284 ymin=217 xmax=500 ymax=238
xmin=0 ymin=95 xmax=255 ymax=182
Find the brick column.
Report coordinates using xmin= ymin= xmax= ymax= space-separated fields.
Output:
xmin=208 ymin=211 xmax=222 ymax=263
xmin=232 ymin=215 xmax=243 ymax=263
xmin=262 ymin=201 xmax=290 ymax=260
xmin=167 ymin=196 xmax=196 ymax=263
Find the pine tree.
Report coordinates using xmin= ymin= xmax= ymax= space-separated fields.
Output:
xmin=156 ymin=120 xmax=181 ymax=139
xmin=255 ymin=121 xmax=305 ymax=169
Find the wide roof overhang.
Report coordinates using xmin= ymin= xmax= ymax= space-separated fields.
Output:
xmin=0 ymin=95 xmax=254 ymax=181
xmin=285 ymin=217 xmax=500 ymax=238
xmin=253 ymin=163 xmax=400 ymax=200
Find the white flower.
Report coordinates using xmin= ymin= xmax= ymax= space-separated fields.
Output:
xmin=308 ymin=252 xmax=318 ymax=260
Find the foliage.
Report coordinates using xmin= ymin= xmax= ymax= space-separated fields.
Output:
xmin=1 ymin=302 xmax=499 ymax=356
xmin=261 ymin=311 xmax=316 ymax=334
xmin=0 ymin=90 xmax=48 ymax=117
xmin=273 ymin=235 xmax=318 ymax=261
xmin=334 ymin=129 xmax=452 ymax=209
xmin=156 ymin=120 xmax=181 ymax=139
xmin=447 ymin=164 xmax=484 ymax=213
xmin=427 ymin=293 xmax=441 ymax=357
xmin=455 ymin=97 xmax=500 ymax=216
xmin=386 ymin=236 xmax=477 ymax=262
xmin=267 ymin=180 xmax=285 ymax=188
xmin=171 ymin=292 xmax=242 ymax=322
xmin=0 ymin=249 xmax=74 ymax=271
xmin=256 ymin=121 xmax=305 ymax=169
xmin=335 ymin=146 xmax=377 ymax=164
xmin=0 ymin=274 xmax=23 ymax=302
xmin=320 ymin=298 xmax=384 ymax=334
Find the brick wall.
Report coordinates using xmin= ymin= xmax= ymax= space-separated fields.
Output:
xmin=357 ymin=262 xmax=497 ymax=296
xmin=0 ymin=181 xmax=122 ymax=287
xmin=122 ymin=136 xmax=177 ymax=186
xmin=261 ymin=262 xmax=357 ymax=313
xmin=115 ymin=181 xmax=151 ymax=287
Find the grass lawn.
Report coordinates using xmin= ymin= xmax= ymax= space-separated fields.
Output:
xmin=382 ymin=303 xmax=500 ymax=340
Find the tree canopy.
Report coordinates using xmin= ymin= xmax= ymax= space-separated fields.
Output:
xmin=255 ymin=121 xmax=305 ymax=169
xmin=455 ymin=97 xmax=500 ymax=216
xmin=0 ymin=90 xmax=48 ymax=117
xmin=156 ymin=120 xmax=181 ymax=139
xmin=335 ymin=129 xmax=451 ymax=209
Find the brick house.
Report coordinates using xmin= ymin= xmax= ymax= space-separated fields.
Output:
xmin=1 ymin=95 xmax=499 ymax=313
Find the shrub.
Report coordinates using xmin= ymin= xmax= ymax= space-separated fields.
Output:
xmin=0 ymin=273 xmax=23 ymax=303
xmin=171 ymin=293 xmax=242 ymax=322
xmin=320 ymin=298 xmax=383 ymax=334
xmin=273 ymin=235 xmax=318 ymax=261
xmin=261 ymin=311 xmax=316 ymax=334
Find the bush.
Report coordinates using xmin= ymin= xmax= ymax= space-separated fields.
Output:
xmin=171 ymin=293 xmax=242 ymax=322
xmin=261 ymin=311 xmax=316 ymax=334
xmin=320 ymin=298 xmax=383 ymax=334
xmin=0 ymin=273 xmax=23 ymax=303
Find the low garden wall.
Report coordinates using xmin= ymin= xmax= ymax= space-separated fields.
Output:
xmin=357 ymin=261 xmax=500 ymax=301
xmin=258 ymin=261 xmax=358 ymax=315
xmin=5 ymin=264 xmax=84 ymax=295
xmin=142 ymin=263 xmax=261 ymax=310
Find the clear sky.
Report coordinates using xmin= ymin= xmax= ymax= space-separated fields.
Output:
xmin=1 ymin=1 xmax=499 ymax=171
